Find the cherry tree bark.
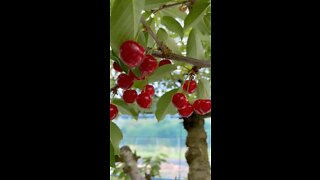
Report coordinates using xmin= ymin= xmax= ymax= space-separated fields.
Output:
xmin=120 ymin=146 xmax=146 ymax=180
xmin=183 ymin=114 xmax=211 ymax=180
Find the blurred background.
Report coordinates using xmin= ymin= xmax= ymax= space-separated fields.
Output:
xmin=111 ymin=114 xmax=211 ymax=180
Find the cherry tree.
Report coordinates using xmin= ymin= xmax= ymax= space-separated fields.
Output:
xmin=110 ymin=0 xmax=211 ymax=179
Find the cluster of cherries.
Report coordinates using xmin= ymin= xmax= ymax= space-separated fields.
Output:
xmin=171 ymin=69 xmax=211 ymax=118
xmin=110 ymin=40 xmax=172 ymax=121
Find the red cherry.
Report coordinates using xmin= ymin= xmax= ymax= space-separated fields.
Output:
xmin=183 ymin=80 xmax=197 ymax=94
xmin=120 ymin=40 xmax=145 ymax=67
xmin=128 ymin=70 xmax=145 ymax=80
xmin=158 ymin=59 xmax=172 ymax=67
xmin=141 ymin=85 xmax=155 ymax=96
xmin=128 ymin=70 xmax=138 ymax=80
xmin=172 ymin=93 xmax=188 ymax=109
xmin=136 ymin=92 xmax=152 ymax=109
xmin=200 ymin=99 xmax=211 ymax=114
xmin=193 ymin=100 xmax=204 ymax=115
xmin=110 ymin=104 xmax=118 ymax=120
xmin=193 ymin=99 xmax=211 ymax=115
xmin=113 ymin=62 xmax=123 ymax=72
xmin=139 ymin=54 xmax=157 ymax=77
xmin=123 ymin=89 xmax=137 ymax=103
xmin=178 ymin=103 xmax=194 ymax=118
xmin=117 ymin=73 xmax=134 ymax=90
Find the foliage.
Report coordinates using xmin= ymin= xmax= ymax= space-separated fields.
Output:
xmin=110 ymin=0 xmax=211 ymax=167
xmin=110 ymin=152 xmax=168 ymax=179
xmin=140 ymin=153 xmax=168 ymax=178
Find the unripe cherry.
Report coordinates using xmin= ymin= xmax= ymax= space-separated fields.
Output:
xmin=117 ymin=74 xmax=134 ymax=90
xmin=123 ymin=89 xmax=137 ymax=103
xmin=120 ymin=40 xmax=145 ymax=67
xmin=110 ymin=104 xmax=118 ymax=121
xmin=172 ymin=93 xmax=188 ymax=109
xmin=136 ymin=92 xmax=152 ymax=109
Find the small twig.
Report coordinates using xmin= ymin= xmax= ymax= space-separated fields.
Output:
xmin=140 ymin=18 xmax=211 ymax=68
xmin=151 ymin=1 xmax=188 ymax=14
xmin=140 ymin=18 xmax=171 ymax=55
xmin=110 ymin=85 xmax=119 ymax=95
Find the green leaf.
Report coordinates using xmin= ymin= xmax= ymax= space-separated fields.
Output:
xmin=156 ymin=28 xmax=181 ymax=54
xmin=142 ymin=11 xmax=152 ymax=20
xmin=146 ymin=18 xmax=156 ymax=48
xmin=110 ymin=0 xmax=145 ymax=55
xmin=133 ymin=79 xmax=148 ymax=89
xmin=196 ymin=78 xmax=211 ymax=99
xmin=110 ymin=122 xmax=123 ymax=155
xmin=187 ymin=29 xmax=204 ymax=59
xmin=195 ymin=18 xmax=211 ymax=35
xmin=112 ymin=98 xmax=139 ymax=120
xmin=110 ymin=50 xmax=129 ymax=73
xmin=119 ymin=172 xmax=125 ymax=179
xmin=110 ymin=141 xmax=115 ymax=167
xmin=145 ymin=0 xmax=172 ymax=10
xmin=136 ymin=30 xmax=147 ymax=47
xmin=148 ymin=64 xmax=177 ymax=83
xmin=160 ymin=6 xmax=187 ymax=20
xmin=204 ymin=13 xmax=211 ymax=32
xmin=131 ymin=67 xmax=142 ymax=78
xmin=161 ymin=16 xmax=184 ymax=39
xmin=184 ymin=0 xmax=210 ymax=31
xmin=155 ymin=88 xmax=179 ymax=121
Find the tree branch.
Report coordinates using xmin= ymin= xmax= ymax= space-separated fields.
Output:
xmin=120 ymin=146 xmax=146 ymax=180
xmin=140 ymin=18 xmax=211 ymax=68
xmin=151 ymin=50 xmax=211 ymax=68
xmin=151 ymin=1 xmax=188 ymax=14
xmin=140 ymin=18 xmax=170 ymax=54
xmin=202 ymin=112 xmax=211 ymax=118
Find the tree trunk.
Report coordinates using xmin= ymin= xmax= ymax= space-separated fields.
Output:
xmin=183 ymin=114 xmax=211 ymax=180
xmin=120 ymin=146 xmax=146 ymax=180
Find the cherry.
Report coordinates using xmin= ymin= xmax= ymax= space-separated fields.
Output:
xmin=193 ymin=100 xmax=204 ymax=115
xmin=139 ymin=54 xmax=157 ymax=77
xmin=193 ymin=99 xmax=211 ymax=115
xmin=141 ymin=85 xmax=155 ymax=96
xmin=110 ymin=104 xmax=118 ymax=121
xmin=158 ymin=59 xmax=172 ymax=67
xmin=117 ymin=73 xmax=134 ymax=90
xmin=178 ymin=103 xmax=194 ymax=118
xmin=128 ymin=70 xmax=145 ymax=80
xmin=183 ymin=80 xmax=197 ymax=94
xmin=136 ymin=92 xmax=152 ymax=109
xmin=172 ymin=93 xmax=188 ymax=109
xmin=113 ymin=62 xmax=123 ymax=72
xmin=120 ymin=40 xmax=145 ymax=67
xmin=128 ymin=70 xmax=138 ymax=80
xmin=123 ymin=89 xmax=137 ymax=103
xmin=200 ymin=99 xmax=211 ymax=114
